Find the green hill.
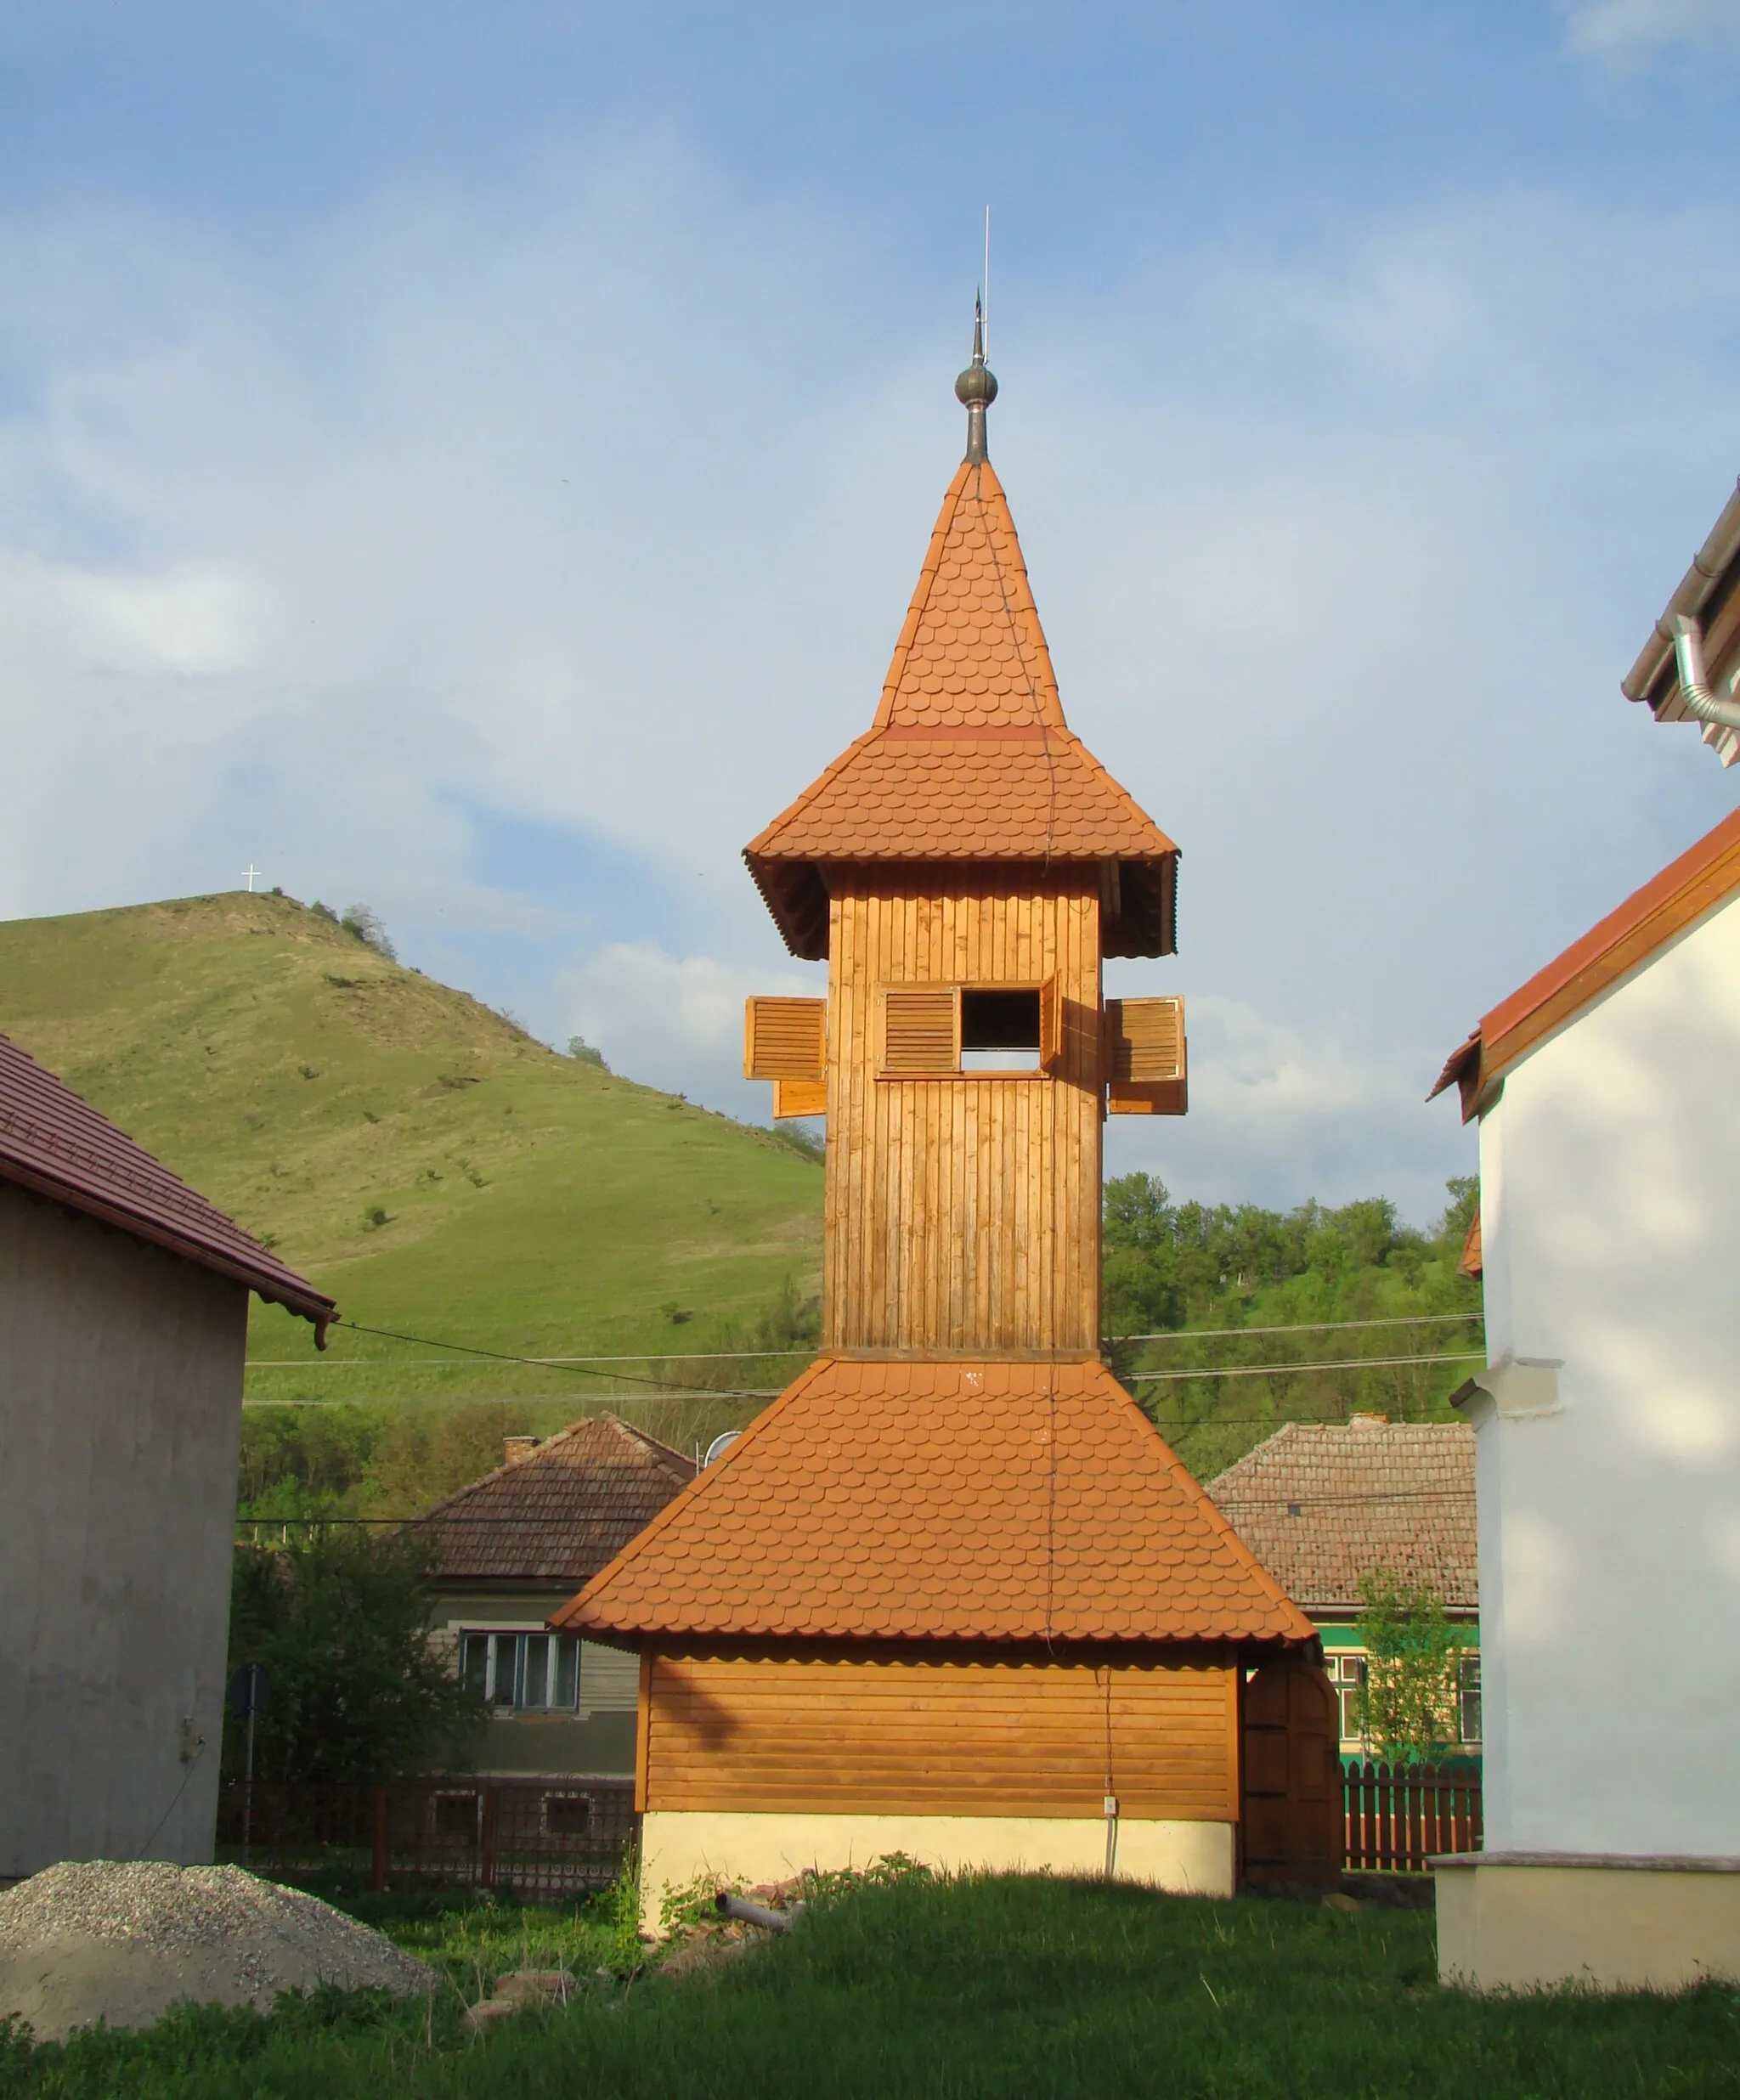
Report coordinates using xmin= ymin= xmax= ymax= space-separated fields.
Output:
xmin=0 ymin=891 xmax=822 ymax=1442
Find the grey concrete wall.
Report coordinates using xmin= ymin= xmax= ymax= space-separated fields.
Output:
xmin=0 ymin=1184 xmax=248 ymax=1877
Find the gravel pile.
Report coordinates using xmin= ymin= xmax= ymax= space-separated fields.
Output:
xmin=0 ymin=1861 xmax=433 ymax=2042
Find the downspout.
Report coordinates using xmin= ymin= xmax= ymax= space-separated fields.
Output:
xmin=1669 ymin=615 xmax=1740 ymax=733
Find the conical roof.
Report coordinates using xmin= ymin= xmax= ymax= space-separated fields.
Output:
xmin=746 ymin=456 xmax=1178 ymax=961
xmin=554 ymin=1357 xmax=1311 ymax=1647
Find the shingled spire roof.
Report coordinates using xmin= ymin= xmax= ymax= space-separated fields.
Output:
xmin=745 ymin=343 xmax=1178 ymax=961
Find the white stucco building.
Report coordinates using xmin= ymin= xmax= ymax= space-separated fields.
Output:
xmin=1429 ymin=478 xmax=1740 ymax=1989
xmin=0 ymin=1029 xmax=333 ymax=1877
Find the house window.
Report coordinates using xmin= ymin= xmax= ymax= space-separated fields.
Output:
xmin=460 ymin=1631 xmax=581 ymax=1712
xmin=1459 ymin=1653 xmax=1482 ymax=1746
xmin=545 ymin=1793 xmax=592 ymax=1837
xmin=1327 ymin=1652 xmax=1367 ymax=1747
xmin=880 ymin=981 xmax=1062 ymax=1078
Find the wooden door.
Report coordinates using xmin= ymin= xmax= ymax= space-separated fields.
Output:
xmin=1240 ymin=1656 xmax=1342 ymax=1885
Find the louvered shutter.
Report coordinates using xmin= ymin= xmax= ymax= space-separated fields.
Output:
xmin=1105 ymin=996 xmax=1187 ymax=1115
xmin=743 ymin=997 xmax=827 ymax=1081
xmin=880 ymin=987 xmax=958 ymax=1076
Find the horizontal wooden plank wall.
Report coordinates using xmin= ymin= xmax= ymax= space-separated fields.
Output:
xmin=824 ymin=866 xmax=1102 ymax=1353
xmin=644 ymin=1651 xmax=1236 ymax=1821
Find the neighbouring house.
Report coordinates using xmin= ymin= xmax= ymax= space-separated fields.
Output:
xmin=409 ymin=1417 xmax=694 ymax=1798
xmin=555 ymin=324 xmax=1330 ymax=1923
xmin=1429 ymin=479 xmax=1740 ymax=1990
xmin=0 ymin=1028 xmax=334 ymax=1877
xmin=1206 ymin=1417 xmax=1479 ymax=1758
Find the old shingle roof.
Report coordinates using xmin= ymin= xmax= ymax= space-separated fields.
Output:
xmin=411 ymin=1415 xmax=696 ymax=1586
xmin=555 ymin=1357 xmax=1313 ymax=1646
xmin=1206 ymin=1419 xmax=1476 ymax=1616
xmin=0 ymin=1027 xmax=335 ymax=1335
xmin=744 ymin=460 xmax=1178 ymax=961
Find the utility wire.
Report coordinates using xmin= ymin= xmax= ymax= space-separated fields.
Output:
xmin=239 ymin=1482 xmax=1476 ymax=1526
xmin=294 ymin=1319 xmax=779 ymax=1401
xmin=247 ymin=1311 xmax=1482 ymax=1370
xmin=1127 ymin=1352 xmax=1483 ymax=1385
xmin=1110 ymin=1312 xmax=1482 ymax=1345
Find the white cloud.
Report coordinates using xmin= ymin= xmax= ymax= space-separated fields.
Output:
xmin=1 ymin=151 xmax=1737 ymax=1214
xmin=561 ymin=940 xmax=822 ymax=1115
xmin=1103 ymin=996 xmax=1466 ymax=1226
xmin=1562 ymin=0 xmax=1740 ymax=64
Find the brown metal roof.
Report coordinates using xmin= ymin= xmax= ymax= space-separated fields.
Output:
xmin=0 ymin=1027 xmax=335 ymax=1337
xmin=1206 ymin=1418 xmax=1476 ymax=1617
xmin=556 ymin=1357 xmax=1313 ymax=1646
xmin=410 ymin=1414 xmax=697 ymax=1586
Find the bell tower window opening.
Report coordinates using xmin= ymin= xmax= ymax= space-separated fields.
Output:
xmin=960 ymin=988 xmax=1042 ymax=1072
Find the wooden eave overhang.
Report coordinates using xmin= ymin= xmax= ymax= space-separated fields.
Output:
xmin=1430 ymin=804 xmax=1740 ymax=1121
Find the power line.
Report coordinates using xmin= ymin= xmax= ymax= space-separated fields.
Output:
xmin=238 ymin=1482 xmax=1475 ymax=1526
xmin=245 ymin=1346 xmax=815 ymax=1369
xmin=1127 ymin=1352 xmax=1483 ymax=1385
xmin=286 ymin=1319 xmax=781 ymax=1401
xmin=1110 ymin=1313 xmax=1483 ymax=1345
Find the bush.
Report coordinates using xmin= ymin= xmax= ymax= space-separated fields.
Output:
xmin=340 ymin=905 xmax=396 ymax=961
xmin=224 ymin=1528 xmax=484 ymax=1786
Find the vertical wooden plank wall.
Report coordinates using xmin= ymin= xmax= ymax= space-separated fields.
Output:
xmin=823 ymin=865 xmax=1103 ymax=1354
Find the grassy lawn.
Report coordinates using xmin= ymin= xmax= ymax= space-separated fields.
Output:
xmin=4 ymin=1876 xmax=1736 ymax=2098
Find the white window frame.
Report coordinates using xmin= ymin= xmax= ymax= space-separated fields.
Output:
xmin=457 ymin=1625 xmax=581 ymax=1713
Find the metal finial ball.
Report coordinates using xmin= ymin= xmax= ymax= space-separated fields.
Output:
xmin=956 ymin=361 xmax=998 ymax=408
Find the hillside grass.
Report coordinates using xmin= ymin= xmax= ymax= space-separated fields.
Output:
xmin=3 ymin=1875 xmax=1734 ymax=2098
xmin=0 ymin=892 xmax=821 ymax=1428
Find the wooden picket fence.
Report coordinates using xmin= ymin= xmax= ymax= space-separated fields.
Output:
xmin=1343 ymin=1760 xmax=1482 ymax=1872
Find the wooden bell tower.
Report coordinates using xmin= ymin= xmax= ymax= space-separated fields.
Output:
xmin=743 ymin=313 xmax=1187 ymax=1359
xmin=557 ymin=321 xmax=1314 ymax=1915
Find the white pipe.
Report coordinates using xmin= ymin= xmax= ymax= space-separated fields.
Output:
xmin=1669 ymin=615 xmax=1740 ymax=733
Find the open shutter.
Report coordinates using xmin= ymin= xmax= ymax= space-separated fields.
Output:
xmin=743 ymin=997 xmax=827 ymax=1082
xmin=1038 ymin=975 xmax=1063 ymax=1075
xmin=771 ymin=1077 xmax=828 ymax=1120
xmin=880 ymin=987 xmax=958 ymax=1077
xmin=1105 ymin=996 xmax=1187 ymax=1115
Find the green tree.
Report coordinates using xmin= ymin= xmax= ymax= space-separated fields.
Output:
xmin=1353 ymin=1570 xmax=1466 ymax=1763
xmin=225 ymin=1527 xmax=483 ymax=1785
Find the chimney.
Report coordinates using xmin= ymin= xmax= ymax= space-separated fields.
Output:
xmin=1349 ymin=1414 xmax=1388 ymax=1427
xmin=504 ymin=1435 xmax=540 ymax=1465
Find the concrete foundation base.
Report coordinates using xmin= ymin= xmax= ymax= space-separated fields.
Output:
xmin=1434 ymin=1852 xmax=1740 ymax=1992
xmin=640 ymin=1811 xmax=1235 ymax=1930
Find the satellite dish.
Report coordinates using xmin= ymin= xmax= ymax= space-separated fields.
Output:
xmin=703 ymin=1430 xmax=742 ymax=1468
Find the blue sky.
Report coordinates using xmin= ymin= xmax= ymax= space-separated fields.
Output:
xmin=3 ymin=0 xmax=1739 ymax=1223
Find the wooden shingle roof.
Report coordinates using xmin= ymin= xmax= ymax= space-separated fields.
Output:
xmin=555 ymin=1358 xmax=1312 ymax=1646
xmin=0 ymin=1026 xmax=334 ymax=1335
xmin=1206 ymin=1419 xmax=1476 ymax=1617
xmin=411 ymin=1414 xmax=696 ymax=1586
xmin=745 ymin=460 xmax=1178 ymax=961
